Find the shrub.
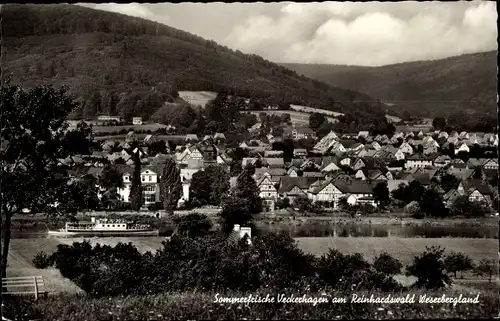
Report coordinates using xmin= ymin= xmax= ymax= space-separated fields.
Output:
xmin=32 ymin=251 xmax=53 ymax=269
xmin=373 ymin=252 xmax=403 ymax=276
xmin=406 ymin=246 xmax=452 ymax=289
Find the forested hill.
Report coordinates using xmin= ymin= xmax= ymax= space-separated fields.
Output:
xmin=281 ymin=51 xmax=498 ymax=118
xmin=2 ymin=4 xmax=384 ymax=121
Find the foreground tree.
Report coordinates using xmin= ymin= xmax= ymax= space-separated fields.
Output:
xmin=373 ymin=181 xmax=390 ymax=208
xmin=159 ymin=157 xmax=182 ymax=214
xmin=444 ymin=252 xmax=474 ymax=278
xmin=1 ymin=83 xmax=93 ymax=279
xmin=406 ymin=246 xmax=452 ymax=289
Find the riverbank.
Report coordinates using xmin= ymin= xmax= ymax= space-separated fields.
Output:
xmin=12 ymin=211 xmax=499 ymax=228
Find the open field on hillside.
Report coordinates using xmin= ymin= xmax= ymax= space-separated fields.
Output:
xmin=90 ymin=123 xmax=168 ymax=134
xmin=247 ymin=110 xmax=338 ymax=126
xmin=385 ymin=114 xmax=402 ymax=123
xmin=290 ymin=104 xmax=345 ymax=117
xmin=178 ymin=91 xmax=217 ymax=107
xmin=93 ymin=134 xmax=186 ymax=142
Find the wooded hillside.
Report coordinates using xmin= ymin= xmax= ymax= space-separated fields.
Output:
xmin=2 ymin=4 xmax=385 ymax=121
xmin=282 ymin=51 xmax=497 ymax=118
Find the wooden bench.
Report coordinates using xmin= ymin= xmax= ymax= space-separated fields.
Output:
xmin=1 ymin=276 xmax=48 ymax=300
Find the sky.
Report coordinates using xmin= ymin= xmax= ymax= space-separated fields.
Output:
xmin=83 ymin=1 xmax=498 ymax=66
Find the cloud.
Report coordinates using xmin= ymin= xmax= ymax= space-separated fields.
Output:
xmin=224 ymin=1 xmax=498 ymax=66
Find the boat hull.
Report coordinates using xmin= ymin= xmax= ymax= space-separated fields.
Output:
xmin=47 ymin=230 xmax=159 ymax=237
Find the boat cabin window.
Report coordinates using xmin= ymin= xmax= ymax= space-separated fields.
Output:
xmin=112 ymin=225 xmax=115 ymax=227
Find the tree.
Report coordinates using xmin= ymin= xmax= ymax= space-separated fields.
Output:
xmin=190 ymin=165 xmax=230 ymax=207
xmin=472 ymin=166 xmax=483 ymax=180
xmin=451 ymin=196 xmax=490 ymax=218
xmin=444 ymin=252 xmax=474 ymax=278
xmin=406 ymin=246 xmax=452 ymax=289
xmin=432 ymin=117 xmax=446 ymax=130
xmin=159 ymin=157 xmax=182 ymax=214
xmin=373 ymin=252 xmax=403 ymax=276
xmin=419 ymin=189 xmax=448 ymax=217
xmin=99 ymin=165 xmax=123 ymax=190
xmin=233 ymin=167 xmax=262 ymax=214
xmin=373 ymin=182 xmax=390 ymax=208
xmin=309 ymin=113 xmax=326 ymax=131
xmin=1 ymin=83 xmax=93 ymax=279
xmin=172 ymin=213 xmax=212 ymax=238
xmin=129 ymin=151 xmax=143 ymax=211
xmin=219 ymin=196 xmax=253 ymax=234
xmin=473 ymin=259 xmax=495 ymax=282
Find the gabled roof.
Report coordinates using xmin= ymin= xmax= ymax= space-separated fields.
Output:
xmin=302 ymin=171 xmax=326 ymax=178
xmin=278 ymin=177 xmax=317 ymax=193
xmin=334 ymin=180 xmax=374 ymax=195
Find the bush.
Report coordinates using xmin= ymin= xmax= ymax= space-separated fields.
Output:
xmin=147 ymin=202 xmax=163 ymax=211
xmin=406 ymin=246 xmax=452 ymax=289
xmin=373 ymin=252 xmax=403 ymax=276
xmin=32 ymin=251 xmax=53 ymax=269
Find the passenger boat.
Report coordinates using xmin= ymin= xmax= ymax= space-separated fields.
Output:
xmin=47 ymin=217 xmax=159 ymax=237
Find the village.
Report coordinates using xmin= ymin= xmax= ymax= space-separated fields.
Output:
xmin=61 ymin=113 xmax=499 ymax=216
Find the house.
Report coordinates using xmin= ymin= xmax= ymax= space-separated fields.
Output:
xmin=278 ymin=177 xmax=316 ymax=201
xmin=125 ymin=131 xmax=137 ymax=143
xmin=355 ymin=169 xmax=367 ymax=180
xmin=214 ymin=132 xmax=226 ymax=141
xmin=308 ymin=179 xmax=344 ymax=207
xmin=97 ymin=115 xmax=122 ymax=122
xmin=262 ymin=157 xmax=285 ymax=168
xmin=258 ymin=176 xmax=278 ymax=211
xmin=117 ymin=167 xmax=161 ymax=205
xmin=293 ymin=149 xmax=308 ymax=158
xmin=457 ymin=180 xmax=494 ymax=204
xmin=176 ymin=144 xmax=204 ymax=164
xmin=399 ymin=142 xmax=414 ymax=155
xmin=334 ymin=181 xmax=376 ymax=207
xmin=433 ymin=155 xmax=452 ymax=167
xmin=455 ymin=142 xmax=470 ymax=154
xmin=321 ymin=160 xmax=341 ymax=173
xmin=185 ymin=134 xmax=199 ymax=143
xmin=371 ymin=141 xmax=382 ymax=150
xmin=264 ymin=150 xmax=284 ymax=158
xmin=143 ymin=134 xmax=157 ymax=145
xmin=423 ymin=144 xmax=438 ymax=155
xmin=483 ymin=159 xmax=498 ymax=170
xmin=443 ymin=189 xmax=461 ymax=208
xmin=406 ymin=154 xmax=433 ymax=169
xmin=287 ymin=166 xmax=299 ymax=177
xmin=313 ymin=131 xmax=339 ymax=154
xmin=291 ymin=126 xmax=315 ymax=140
xmin=132 ymin=117 xmax=143 ymax=125
xmin=254 ymin=168 xmax=287 ymax=181
xmin=228 ymin=224 xmax=252 ymax=245
xmin=358 ymin=131 xmax=369 ymax=138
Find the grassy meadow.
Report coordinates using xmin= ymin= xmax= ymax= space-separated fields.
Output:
xmin=8 ymin=236 xmax=498 ymax=295
xmin=247 ymin=110 xmax=339 ymax=126
xmin=178 ymin=91 xmax=217 ymax=107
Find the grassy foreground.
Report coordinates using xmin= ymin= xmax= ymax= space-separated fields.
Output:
xmin=3 ymin=287 xmax=498 ymax=320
